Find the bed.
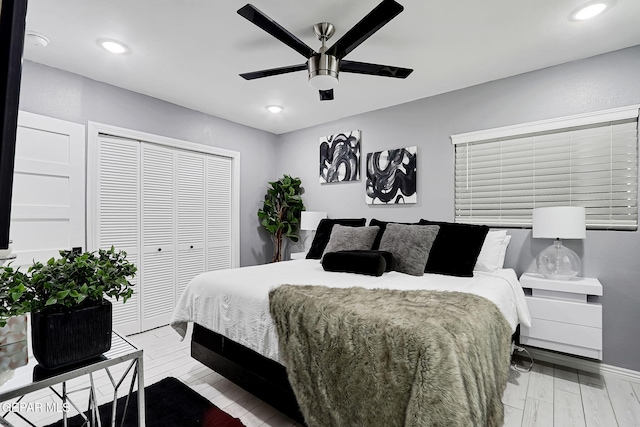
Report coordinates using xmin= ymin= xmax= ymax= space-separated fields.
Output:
xmin=171 ymin=257 xmax=531 ymax=425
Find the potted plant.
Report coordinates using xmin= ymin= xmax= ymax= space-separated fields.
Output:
xmin=0 ymin=247 xmax=136 ymax=369
xmin=0 ymin=266 xmax=30 ymax=347
xmin=257 ymin=175 xmax=305 ymax=262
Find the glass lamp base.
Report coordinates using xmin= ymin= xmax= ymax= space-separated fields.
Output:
xmin=536 ymin=239 xmax=581 ymax=280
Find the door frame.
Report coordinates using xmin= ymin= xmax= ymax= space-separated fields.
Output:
xmin=86 ymin=121 xmax=241 ymax=268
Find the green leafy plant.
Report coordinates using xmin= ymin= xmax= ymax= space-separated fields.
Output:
xmin=257 ymin=175 xmax=305 ymax=262
xmin=0 ymin=247 xmax=137 ymax=325
xmin=0 ymin=265 xmax=32 ymax=327
xmin=28 ymin=247 xmax=137 ymax=313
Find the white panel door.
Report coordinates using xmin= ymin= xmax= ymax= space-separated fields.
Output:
xmin=10 ymin=111 xmax=85 ymax=268
xmin=141 ymin=142 xmax=176 ymax=330
xmin=176 ymin=150 xmax=206 ymax=299
xmin=206 ymin=155 xmax=232 ymax=271
xmin=95 ymin=136 xmax=141 ymax=335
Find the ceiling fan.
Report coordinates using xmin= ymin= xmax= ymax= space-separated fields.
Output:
xmin=237 ymin=0 xmax=413 ymax=101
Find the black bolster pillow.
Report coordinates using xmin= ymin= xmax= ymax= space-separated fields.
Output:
xmin=322 ymin=250 xmax=395 ymax=276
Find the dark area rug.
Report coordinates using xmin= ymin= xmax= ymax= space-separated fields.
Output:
xmin=45 ymin=376 xmax=245 ymax=427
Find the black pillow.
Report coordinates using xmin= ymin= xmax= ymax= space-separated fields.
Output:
xmin=369 ymin=218 xmax=421 ymax=250
xmin=372 ymin=250 xmax=396 ymax=272
xmin=322 ymin=250 xmax=392 ymax=276
xmin=306 ymin=218 xmax=366 ymax=259
xmin=419 ymin=220 xmax=489 ymax=277
xmin=331 ymin=249 xmax=396 ymax=271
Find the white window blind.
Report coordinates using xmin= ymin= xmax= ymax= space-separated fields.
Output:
xmin=453 ymin=109 xmax=639 ymax=230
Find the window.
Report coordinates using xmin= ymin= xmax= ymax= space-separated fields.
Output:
xmin=452 ymin=106 xmax=639 ymax=230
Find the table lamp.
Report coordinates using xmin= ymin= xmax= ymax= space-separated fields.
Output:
xmin=533 ymin=206 xmax=586 ymax=280
xmin=300 ymin=211 xmax=327 ymax=250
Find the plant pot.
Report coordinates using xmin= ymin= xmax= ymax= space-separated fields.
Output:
xmin=31 ymin=299 xmax=112 ymax=369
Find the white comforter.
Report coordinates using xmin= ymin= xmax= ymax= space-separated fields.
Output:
xmin=171 ymin=259 xmax=531 ymax=363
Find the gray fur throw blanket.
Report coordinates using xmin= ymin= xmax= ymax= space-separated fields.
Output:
xmin=269 ymin=285 xmax=512 ymax=427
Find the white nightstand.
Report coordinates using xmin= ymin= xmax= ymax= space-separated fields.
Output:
xmin=290 ymin=252 xmax=307 ymax=260
xmin=519 ymin=273 xmax=603 ymax=360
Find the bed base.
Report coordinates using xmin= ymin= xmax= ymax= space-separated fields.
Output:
xmin=191 ymin=323 xmax=306 ymax=424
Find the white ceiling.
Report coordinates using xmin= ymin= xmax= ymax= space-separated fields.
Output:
xmin=23 ymin=0 xmax=640 ymax=135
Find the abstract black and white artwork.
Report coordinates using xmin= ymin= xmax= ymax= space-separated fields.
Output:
xmin=366 ymin=146 xmax=417 ymax=205
xmin=319 ymin=130 xmax=361 ymax=184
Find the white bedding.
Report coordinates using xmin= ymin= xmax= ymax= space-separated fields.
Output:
xmin=170 ymin=259 xmax=531 ymax=363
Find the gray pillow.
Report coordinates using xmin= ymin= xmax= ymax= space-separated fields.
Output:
xmin=379 ymin=224 xmax=440 ymax=276
xmin=322 ymin=225 xmax=380 ymax=257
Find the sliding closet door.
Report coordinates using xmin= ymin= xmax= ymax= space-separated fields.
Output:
xmin=206 ymin=155 xmax=233 ymax=270
xmin=91 ymin=124 xmax=239 ymax=334
xmin=141 ymin=142 xmax=176 ymax=330
xmin=95 ymin=135 xmax=141 ymax=334
xmin=176 ymin=150 xmax=206 ymax=299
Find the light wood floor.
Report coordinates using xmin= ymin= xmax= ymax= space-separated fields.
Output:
xmin=4 ymin=325 xmax=640 ymax=426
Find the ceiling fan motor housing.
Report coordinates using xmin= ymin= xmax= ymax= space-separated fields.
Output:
xmin=308 ymin=53 xmax=339 ymax=87
xmin=308 ymin=22 xmax=339 ymax=89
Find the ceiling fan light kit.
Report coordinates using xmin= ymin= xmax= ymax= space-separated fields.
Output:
xmin=237 ymin=0 xmax=413 ymax=101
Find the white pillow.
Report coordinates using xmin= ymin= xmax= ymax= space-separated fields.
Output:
xmin=474 ymin=230 xmax=508 ymax=272
xmin=497 ymin=235 xmax=511 ymax=269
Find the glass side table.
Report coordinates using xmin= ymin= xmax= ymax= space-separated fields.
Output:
xmin=0 ymin=330 xmax=145 ymax=426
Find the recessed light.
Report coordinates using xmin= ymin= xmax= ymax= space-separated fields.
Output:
xmin=266 ymin=105 xmax=283 ymax=114
xmin=98 ymin=39 xmax=129 ymax=54
xmin=573 ymin=3 xmax=607 ymax=20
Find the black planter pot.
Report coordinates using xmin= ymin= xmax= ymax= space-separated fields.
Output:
xmin=31 ymin=299 xmax=113 ymax=369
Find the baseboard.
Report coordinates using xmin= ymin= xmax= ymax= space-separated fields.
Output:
xmin=524 ymin=346 xmax=640 ymax=382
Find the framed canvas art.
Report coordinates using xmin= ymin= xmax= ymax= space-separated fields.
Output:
xmin=366 ymin=146 xmax=417 ymax=204
xmin=319 ymin=130 xmax=360 ymax=184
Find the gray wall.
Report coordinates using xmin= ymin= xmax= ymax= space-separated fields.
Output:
xmin=275 ymin=45 xmax=640 ymax=371
xmin=18 ymin=60 xmax=279 ymax=267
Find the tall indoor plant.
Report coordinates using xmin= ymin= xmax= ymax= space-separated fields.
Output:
xmin=258 ymin=175 xmax=305 ymax=262
xmin=0 ymin=247 xmax=136 ymax=369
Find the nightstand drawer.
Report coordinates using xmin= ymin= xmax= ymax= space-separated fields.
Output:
xmin=521 ymin=318 xmax=602 ymax=350
xmin=525 ymin=296 xmax=602 ymax=328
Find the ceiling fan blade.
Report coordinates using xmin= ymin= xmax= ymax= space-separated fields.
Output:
xmin=327 ymin=0 xmax=404 ymax=60
xmin=238 ymin=4 xmax=315 ymax=59
xmin=240 ymin=64 xmax=307 ymax=80
xmin=340 ymin=60 xmax=413 ymax=78
xmin=319 ymin=89 xmax=334 ymax=101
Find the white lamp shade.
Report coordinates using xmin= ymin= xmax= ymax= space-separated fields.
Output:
xmin=532 ymin=206 xmax=586 ymax=239
xmin=300 ymin=211 xmax=327 ymax=231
